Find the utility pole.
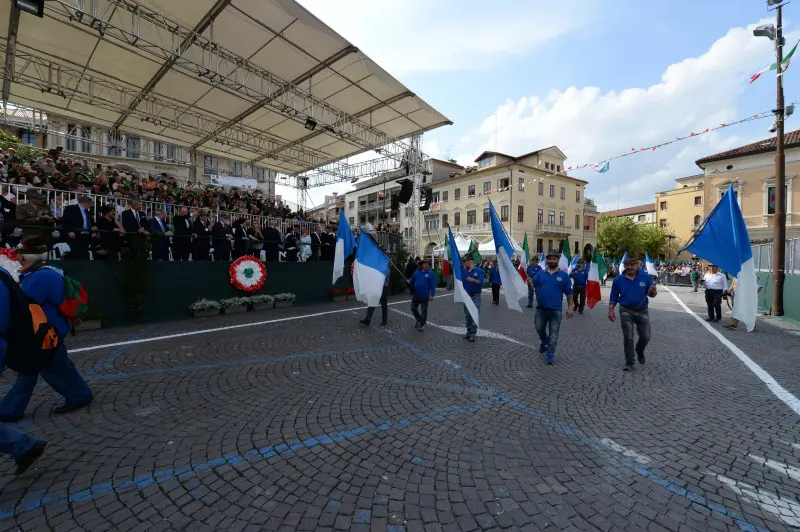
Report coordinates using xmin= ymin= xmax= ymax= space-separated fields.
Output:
xmin=773 ymin=2 xmax=786 ymax=315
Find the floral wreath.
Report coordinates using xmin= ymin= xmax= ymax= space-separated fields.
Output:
xmin=229 ymin=255 xmax=267 ymax=292
xmin=0 ymin=248 xmax=21 ymax=282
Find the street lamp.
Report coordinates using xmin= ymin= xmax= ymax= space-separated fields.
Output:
xmin=754 ymin=0 xmax=787 ymax=315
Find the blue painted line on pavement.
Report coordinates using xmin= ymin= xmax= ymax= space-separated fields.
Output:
xmin=0 ymin=346 xmax=399 ymax=392
xmin=90 ymin=324 xmax=158 ymax=374
xmin=373 ymin=323 xmax=769 ymax=532
xmin=0 ymin=397 xmax=501 ymax=519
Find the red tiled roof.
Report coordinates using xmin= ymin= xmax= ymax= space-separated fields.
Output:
xmin=602 ymin=203 xmax=656 ymax=217
xmin=695 ymin=129 xmax=800 ymax=166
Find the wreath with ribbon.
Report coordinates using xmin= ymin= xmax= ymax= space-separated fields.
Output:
xmin=0 ymin=248 xmax=21 ymax=282
xmin=229 ymin=255 xmax=267 ymax=292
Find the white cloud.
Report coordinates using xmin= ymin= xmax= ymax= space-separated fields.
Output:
xmin=452 ymin=20 xmax=789 ymax=211
xmin=296 ymin=0 xmax=596 ymax=75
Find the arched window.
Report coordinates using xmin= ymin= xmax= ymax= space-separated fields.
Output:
xmin=693 ymin=215 xmax=702 ymax=227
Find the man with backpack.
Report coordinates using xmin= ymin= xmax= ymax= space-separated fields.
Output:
xmin=0 ymin=265 xmax=50 ymax=474
xmin=0 ymin=239 xmax=94 ymax=422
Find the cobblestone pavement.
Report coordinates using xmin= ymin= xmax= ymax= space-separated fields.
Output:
xmin=0 ymin=285 xmax=799 ymax=531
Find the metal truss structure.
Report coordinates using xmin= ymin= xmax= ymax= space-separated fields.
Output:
xmin=406 ymin=134 xmax=424 ymax=257
xmin=31 ymin=0 xmax=434 ymax=188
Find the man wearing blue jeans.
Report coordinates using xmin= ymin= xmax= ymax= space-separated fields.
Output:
xmin=0 ymin=267 xmax=49 ymax=475
xmin=461 ymin=254 xmax=485 ymax=342
xmin=608 ymin=255 xmax=657 ymax=371
xmin=525 ymin=258 xmax=541 ymax=308
xmin=531 ymin=249 xmax=574 ymax=364
xmin=407 ymin=258 xmax=436 ymax=331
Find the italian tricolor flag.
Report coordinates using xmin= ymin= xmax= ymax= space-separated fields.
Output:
xmin=587 ymin=247 xmax=608 ymax=309
xmin=558 ymin=236 xmax=571 ymax=272
xmin=518 ymin=233 xmax=530 ymax=280
xmin=750 ymin=38 xmax=799 ymax=84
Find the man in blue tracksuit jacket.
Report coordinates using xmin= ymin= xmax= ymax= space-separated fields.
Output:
xmin=0 ymin=242 xmax=94 ymax=422
xmin=488 ymin=260 xmax=502 ymax=305
xmin=407 ymin=258 xmax=436 ymax=331
xmin=0 ymin=266 xmax=50 ymax=474
xmin=461 ymin=254 xmax=485 ymax=342
xmin=525 ymin=258 xmax=542 ymax=308
xmin=570 ymin=259 xmax=589 ymax=314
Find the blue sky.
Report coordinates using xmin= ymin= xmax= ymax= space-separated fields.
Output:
xmin=291 ymin=0 xmax=797 ymax=211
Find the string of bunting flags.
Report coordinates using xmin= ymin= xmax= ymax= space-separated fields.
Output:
xmin=427 ymin=102 xmax=798 ymax=210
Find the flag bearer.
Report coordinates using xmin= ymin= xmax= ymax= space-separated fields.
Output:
xmin=489 ymin=260 xmax=502 ymax=305
xmin=461 ymin=254 xmax=485 ymax=342
xmin=531 ymin=249 xmax=574 ymax=365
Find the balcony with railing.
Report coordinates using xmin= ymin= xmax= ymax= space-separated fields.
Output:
xmin=536 ymin=223 xmax=572 ymax=234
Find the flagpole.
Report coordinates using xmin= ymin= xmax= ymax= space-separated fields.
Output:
xmin=772 ymin=2 xmax=786 ymax=316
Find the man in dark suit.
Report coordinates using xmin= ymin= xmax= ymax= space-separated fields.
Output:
xmin=148 ymin=209 xmax=173 ymax=261
xmin=61 ymin=196 xmax=95 ymax=260
xmin=211 ymin=216 xmax=233 ymax=261
xmin=263 ymin=221 xmax=281 ymax=262
xmin=172 ymin=206 xmax=193 ymax=261
xmin=309 ymin=225 xmax=322 ymax=262
xmin=192 ymin=211 xmax=212 ymax=261
xmin=120 ymin=200 xmax=149 ymax=257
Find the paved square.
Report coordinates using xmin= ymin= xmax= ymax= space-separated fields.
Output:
xmin=1 ymin=286 xmax=798 ymax=531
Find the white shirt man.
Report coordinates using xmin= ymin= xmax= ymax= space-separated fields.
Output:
xmin=703 ymin=270 xmax=728 ymax=290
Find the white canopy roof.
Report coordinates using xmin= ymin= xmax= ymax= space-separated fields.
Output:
xmin=1 ymin=0 xmax=451 ymax=177
xmin=477 ymin=238 xmax=523 ymax=257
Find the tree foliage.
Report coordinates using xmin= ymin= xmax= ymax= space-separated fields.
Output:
xmin=597 ymin=215 xmax=670 ymax=259
xmin=0 ymin=129 xmax=43 ymax=160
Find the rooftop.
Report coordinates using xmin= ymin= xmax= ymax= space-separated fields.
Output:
xmin=695 ymin=129 xmax=800 ymax=166
xmin=602 ymin=203 xmax=656 ymax=217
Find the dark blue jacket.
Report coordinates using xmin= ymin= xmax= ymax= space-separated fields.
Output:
xmin=463 ymin=266 xmax=485 ymax=296
xmin=409 ymin=268 xmax=436 ymax=299
xmin=571 ymin=265 xmax=589 ymax=287
xmin=489 ymin=266 xmax=502 ymax=285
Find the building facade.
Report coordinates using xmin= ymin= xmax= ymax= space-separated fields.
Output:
xmin=694 ymin=131 xmax=800 ymax=242
xmin=306 ymin=193 xmax=344 ymax=225
xmin=418 ymin=147 xmax=597 ymax=258
xmin=654 ymin=175 xmax=706 ymax=247
xmin=602 ymin=203 xmax=656 ymax=224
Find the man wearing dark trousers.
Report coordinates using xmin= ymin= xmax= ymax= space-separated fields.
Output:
xmin=702 ymin=264 xmax=727 ymax=323
xmin=147 ymin=209 xmax=173 ymax=261
xmin=211 ymin=217 xmax=233 ymax=262
xmin=61 ymin=196 xmax=95 ymax=259
xmin=360 ymin=271 xmax=389 ymax=326
xmin=172 ymin=207 xmax=193 ymax=261
xmin=489 ymin=260 xmax=502 ymax=305
xmin=407 ymin=258 xmax=436 ymax=331
xmin=570 ymin=259 xmax=588 ymax=314
xmin=525 ymin=257 xmax=542 ymax=308
xmin=608 ymin=255 xmax=657 ymax=372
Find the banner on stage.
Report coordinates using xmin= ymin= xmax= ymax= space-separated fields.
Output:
xmin=210 ymin=174 xmax=258 ymax=190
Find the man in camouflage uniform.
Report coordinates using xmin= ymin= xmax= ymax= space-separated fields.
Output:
xmin=14 ymin=191 xmax=55 ymax=247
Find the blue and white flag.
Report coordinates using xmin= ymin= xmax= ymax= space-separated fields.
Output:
xmin=332 ymin=210 xmax=357 ymax=284
xmin=567 ymin=255 xmax=579 ymax=274
xmin=593 ymin=160 xmax=610 ymax=173
xmin=448 ymin=227 xmax=479 ymax=327
xmin=538 ymin=251 xmax=546 ymax=270
xmin=620 ymin=252 xmax=628 ymax=267
xmin=645 ymin=252 xmax=657 ymax=276
xmin=686 ymin=185 xmax=757 ymax=331
xmin=488 ymin=201 xmax=528 ymax=312
xmin=353 ymin=232 xmax=390 ymax=307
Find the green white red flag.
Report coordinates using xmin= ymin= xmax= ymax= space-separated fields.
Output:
xmin=750 ymin=38 xmax=799 ymax=84
xmin=587 ymin=247 xmax=608 ymax=309
xmin=558 ymin=236 xmax=571 ymax=272
xmin=518 ymin=233 xmax=530 ymax=280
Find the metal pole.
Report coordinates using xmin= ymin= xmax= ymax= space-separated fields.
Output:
xmin=509 ymin=168 xmax=513 ymax=239
xmin=772 ymin=3 xmax=786 ymax=315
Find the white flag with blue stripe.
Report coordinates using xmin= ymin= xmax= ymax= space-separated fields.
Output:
xmin=488 ymin=201 xmax=528 ymax=312
xmin=686 ymin=185 xmax=758 ymax=331
xmin=645 ymin=252 xmax=657 ymax=276
xmin=449 ymin=227 xmax=479 ymax=327
xmin=332 ymin=210 xmax=357 ymax=284
xmin=353 ymin=233 xmax=390 ymax=307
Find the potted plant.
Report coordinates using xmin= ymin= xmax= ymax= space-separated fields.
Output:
xmin=221 ymin=297 xmax=249 ymax=315
xmin=249 ymin=294 xmax=275 ymax=311
xmin=189 ymin=298 xmax=222 ymax=318
xmin=331 ymin=288 xmax=348 ymax=302
xmin=273 ymin=293 xmax=296 ymax=308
